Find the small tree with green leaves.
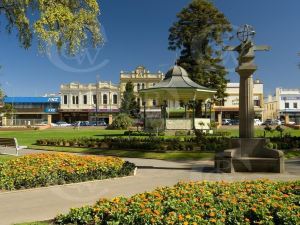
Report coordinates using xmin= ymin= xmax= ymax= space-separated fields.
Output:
xmin=120 ymin=82 xmax=140 ymax=118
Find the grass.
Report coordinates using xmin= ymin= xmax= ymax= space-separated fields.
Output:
xmin=31 ymin=146 xmax=215 ymax=160
xmin=0 ymin=128 xmax=125 ymax=147
xmin=285 ymin=150 xmax=300 ymax=159
xmin=0 ymin=155 xmax=16 ymax=163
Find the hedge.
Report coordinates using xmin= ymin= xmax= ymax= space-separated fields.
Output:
xmin=55 ymin=180 xmax=300 ymax=225
xmin=0 ymin=153 xmax=136 ymax=190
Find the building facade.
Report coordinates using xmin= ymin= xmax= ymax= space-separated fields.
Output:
xmin=120 ymin=66 xmax=164 ymax=107
xmin=213 ymin=80 xmax=264 ymax=121
xmin=60 ymin=82 xmax=120 ymax=124
xmin=264 ymin=88 xmax=300 ymax=123
xmin=2 ymin=97 xmax=60 ymax=125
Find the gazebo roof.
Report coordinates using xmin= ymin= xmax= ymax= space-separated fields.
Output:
xmin=139 ymin=65 xmax=216 ymax=101
xmin=146 ymin=66 xmax=215 ymax=90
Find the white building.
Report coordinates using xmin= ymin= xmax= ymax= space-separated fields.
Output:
xmin=60 ymin=82 xmax=120 ymax=124
xmin=213 ymin=80 xmax=264 ymax=120
xmin=264 ymin=88 xmax=300 ymax=123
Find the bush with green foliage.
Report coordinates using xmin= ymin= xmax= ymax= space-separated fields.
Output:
xmin=110 ymin=113 xmax=133 ymax=130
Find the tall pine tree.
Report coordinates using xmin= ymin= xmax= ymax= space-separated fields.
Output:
xmin=120 ymin=82 xmax=140 ymax=117
xmin=168 ymin=0 xmax=232 ymax=101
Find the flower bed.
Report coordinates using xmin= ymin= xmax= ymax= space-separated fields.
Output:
xmin=0 ymin=153 xmax=136 ymax=190
xmin=55 ymin=180 xmax=300 ymax=225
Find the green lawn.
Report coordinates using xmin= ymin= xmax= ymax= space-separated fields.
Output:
xmin=0 ymin=155 xmax=16 ymax=163
xmin=0 ymin=128 xmax=125 ymax=147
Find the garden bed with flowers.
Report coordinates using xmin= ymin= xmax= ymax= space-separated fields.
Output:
xmin=54 ymin=180 xmax=300 ymax=225
xmin=0 ymin=153 xmax=136 ymax=190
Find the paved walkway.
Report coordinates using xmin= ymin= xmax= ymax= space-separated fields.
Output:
xmin=0 ymin=149 xmax=299 ymax=225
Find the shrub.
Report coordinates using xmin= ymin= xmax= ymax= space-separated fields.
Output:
xmin=0 ymin=153 xmax=136 ymax=190
xmin=110 ymin=113 xmax=133 ymax=130
xmin=55 ymin=180 xmax=300 ymax=225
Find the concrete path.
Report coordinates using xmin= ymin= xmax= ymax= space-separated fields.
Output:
xmin=0 ymin=149 xmax=299 ymax=225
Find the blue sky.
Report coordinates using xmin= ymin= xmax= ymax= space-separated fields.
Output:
xmin=0 ymin=0 xmax=299 ymax=96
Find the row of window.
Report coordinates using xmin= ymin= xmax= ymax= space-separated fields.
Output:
xmin=285 ymin=102 xmax=298 ymax=109
xmin=63 ymin=94 xmax=118 ymax=105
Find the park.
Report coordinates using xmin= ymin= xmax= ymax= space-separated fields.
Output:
xmin=0 ymin=0 xmax=299 ymax=225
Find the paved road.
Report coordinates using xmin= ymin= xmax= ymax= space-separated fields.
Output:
xmin=0 ymin=150 xmax=299 ymax=225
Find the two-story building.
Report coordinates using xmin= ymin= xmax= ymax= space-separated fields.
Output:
xmin=59 ymin=81 xmax=120 ymax=124
xmin=264 ymin=88 xmax=300 ymax=123
xmin=213 ymin=79 xmax=264 ymax=121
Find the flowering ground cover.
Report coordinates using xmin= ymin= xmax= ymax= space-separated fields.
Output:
xmin=0 ymin=153 xmax=135 ymax=190
xmin=55 ymin=180 xmax=300 ymax=225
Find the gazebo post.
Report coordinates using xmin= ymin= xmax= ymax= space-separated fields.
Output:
xmin=192 ymin=100 xmax=196 ymax=130
xmin=163 ymin=100 xmax=167 ymax=130
xmin=143 ymin=101 xmax=146 ymax=131
xmin=184 ymin=103 xmax=187 ymax=119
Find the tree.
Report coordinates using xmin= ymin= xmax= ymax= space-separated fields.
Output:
xmin=168 ymin=0 xmax=232 ymax=101
xmin=1 ymin=104 xmax=15 ymax=119
xmin=0 ymin=0 xmax=102 ymax=55
xmin=120 ymin=82 xmax=139 ymax=117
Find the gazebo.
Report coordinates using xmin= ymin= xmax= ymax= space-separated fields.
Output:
xmin=139 ymin=65 xmax=216 ymax=130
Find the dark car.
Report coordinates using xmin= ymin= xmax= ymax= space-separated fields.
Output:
xmin=231 ymin=119 xmax=239 ymax=125
xmin=262 ymin=119 xmax=272 ymax=126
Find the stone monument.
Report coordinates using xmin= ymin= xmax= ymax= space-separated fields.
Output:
xmin=215 ymin=25 xmax=284 ymax=173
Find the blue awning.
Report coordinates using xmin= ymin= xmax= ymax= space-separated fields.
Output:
xmin=4 ymin=97 xmax=61 ymax=104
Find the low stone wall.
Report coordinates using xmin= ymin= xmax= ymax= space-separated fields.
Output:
xmin=166 ymin=119 xmax=192 ymax=130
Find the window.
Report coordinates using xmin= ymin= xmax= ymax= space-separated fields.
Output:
xmin=113 ymin=94 xmax=118 ymax=104
xmin=72 ymin=96 xmax=79 ymax=104
xmin=153 ymin=99 xmax=157 ymax=106
xmin=285 ymin=102 xmax=290 ymax=109
xmin=137 ymin=83 xmax=140 ymax=90
xmin=83 ymin=95 xmax=87 ymax=105
xmin=93 ymin=95 xmax=97 ymax=104
xmin=63 ymin=95 xmax=68 ymax=105
xmin=142 ymin=83 xmax=145 ymax=89
xmin=294 ymin=102 xmax=298 ymax=109
xmin=254 ymin=100 xmax=260 ymax=107
xmin=103 ymin=94 xmax=108 ymax=105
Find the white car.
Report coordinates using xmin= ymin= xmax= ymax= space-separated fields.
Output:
xmin=56 ymin=121 xmax=71 ymax=127
xmin=273 ymin=119 xmax=282 ymax=126
xmin=254 ymin=119 xmax=263 ymax=126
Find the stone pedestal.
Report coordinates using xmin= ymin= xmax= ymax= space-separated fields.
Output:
xmin=215 ymin=138 xmax=284 ymax=173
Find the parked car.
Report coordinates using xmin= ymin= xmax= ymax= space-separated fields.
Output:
xmin=56 ymin=121 xmax=71 ymax=127
xmin=273 ymin=119 xmax=282 ymax=126
xmin=254 ymin=119 xmax=263 ymax=126
xmin=222 ymin=119 xmax=232 ymax=125
xmin=90 ymin=121 xmax=107 ymax=126
xmin=231 ymin=119 xmax=239 ymax=125
xmin=262 ymin=119 xmax=272 ymax=126
xmin=73 ymin=121 xmax=90 ymax=127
